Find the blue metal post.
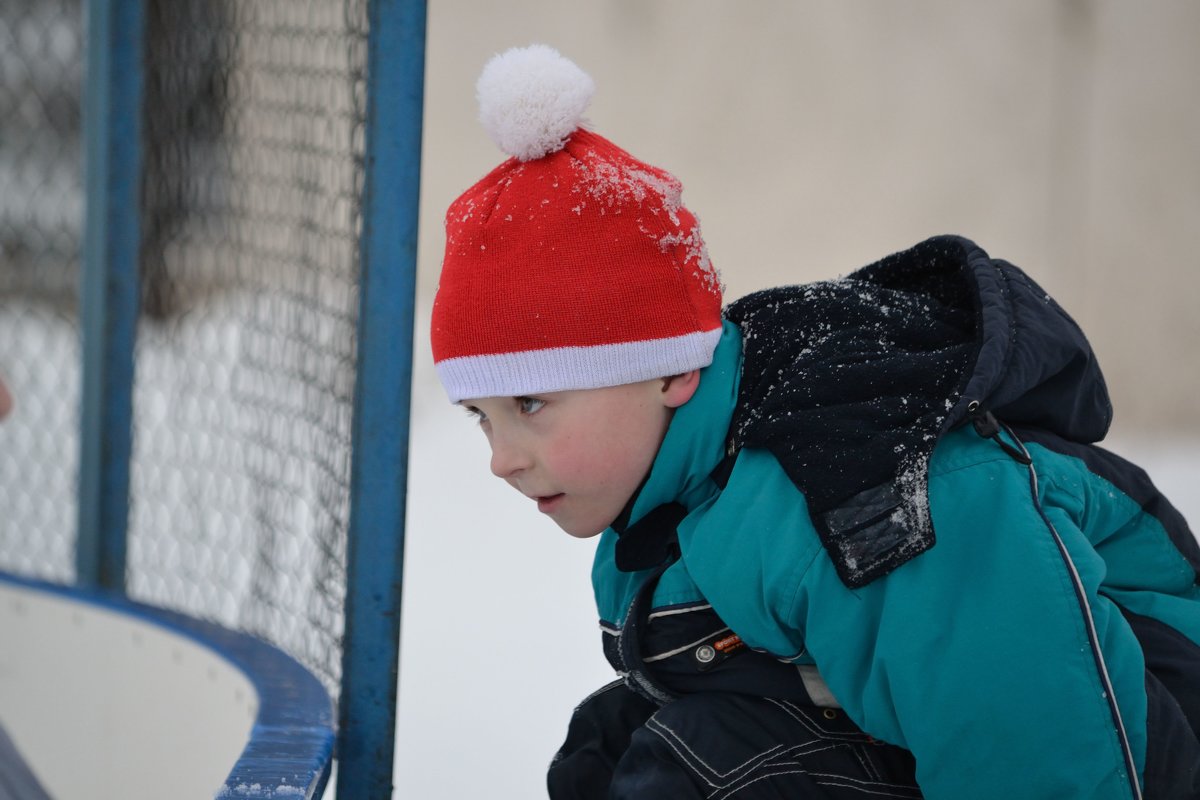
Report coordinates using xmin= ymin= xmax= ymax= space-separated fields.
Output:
xmin=339 ymin=0 xmax=427 ymax=796
xmin=77 ymin=0 xmax=144 ymax=591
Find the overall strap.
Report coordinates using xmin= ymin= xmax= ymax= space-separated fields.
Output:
xmin=613 ymin=559 xmax=680 ymax=706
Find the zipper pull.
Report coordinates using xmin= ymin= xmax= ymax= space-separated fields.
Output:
xmin=966 ymin=400 xmax=1033 ymax=465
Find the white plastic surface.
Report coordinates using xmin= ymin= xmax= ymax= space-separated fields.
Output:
xmin=0 ymin=582 xmax=257 ymax=800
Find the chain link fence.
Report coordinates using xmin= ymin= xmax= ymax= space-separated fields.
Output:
xmin=0 ymin=0 xmax=369 ymax=696
xmin=0 ymin=0 xmax=84 ymax=582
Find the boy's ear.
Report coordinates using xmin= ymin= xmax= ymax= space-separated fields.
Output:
xmin=661 ymin=370 xmax=701 ymax=408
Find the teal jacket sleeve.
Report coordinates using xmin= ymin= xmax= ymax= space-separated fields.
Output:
xmin=785 ymin=429 xmax=1147 ymax=799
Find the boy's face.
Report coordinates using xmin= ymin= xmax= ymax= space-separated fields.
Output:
xmin=462 ymin=374 xmax=698 ymax=538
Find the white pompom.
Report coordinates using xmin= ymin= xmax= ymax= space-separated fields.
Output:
xmin=476 ymin=44 xmax=595 ymax=162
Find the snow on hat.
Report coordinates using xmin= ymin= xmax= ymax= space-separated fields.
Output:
xmin=431 ymin=44 xmax=724 ymax=403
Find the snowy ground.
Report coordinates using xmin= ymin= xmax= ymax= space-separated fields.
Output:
xmin=391 ymin=334 xmax=1200 ymax=799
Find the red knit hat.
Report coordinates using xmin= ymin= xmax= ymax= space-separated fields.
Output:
xmin=431 ymin=44 xmax=724 ymax=403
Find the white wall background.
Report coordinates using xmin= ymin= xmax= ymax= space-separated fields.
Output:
xmin=415 ymin=0 xmax=1200 ymax=437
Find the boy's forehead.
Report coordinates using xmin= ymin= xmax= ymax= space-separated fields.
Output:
xmin=457 ymin=386 xmax=607 ymax=407
xmin=460 ymin=391 xmax=555 ymax=405
xmin=458 ymin=393 xmax=537 ymax=407
xmin=460 ymin=382 xmax=662 ymax=406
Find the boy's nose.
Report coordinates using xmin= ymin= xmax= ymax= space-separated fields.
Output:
xmin=489 ymin=432 xmax=531 ymax=478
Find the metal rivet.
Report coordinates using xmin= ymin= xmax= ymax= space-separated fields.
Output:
xmin=823 ymin=708 xmax=838 ymax=720
xmin=694 ymin=645 xmax=716 ymax=664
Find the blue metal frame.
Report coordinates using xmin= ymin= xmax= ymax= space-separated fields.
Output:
xmin=72 ymin=0 xmax=428 ymax=790
xmin=339 ymin=0 xmax=427 ymax=796
xmin=77 ymin=0 xmax=144 ymax=592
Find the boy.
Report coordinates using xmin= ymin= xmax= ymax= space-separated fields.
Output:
xmin=430 ymin=45 xmax=1200 ymax=798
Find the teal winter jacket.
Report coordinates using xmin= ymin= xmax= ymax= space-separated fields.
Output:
xmin=592 ymin=237 xmax=1200 ymax=799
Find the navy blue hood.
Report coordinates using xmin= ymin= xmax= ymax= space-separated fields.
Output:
xmin=724 ymin=235 xmax=1112 ymax=587
xmin=865 ymin=235 xmax=1112 ymax=439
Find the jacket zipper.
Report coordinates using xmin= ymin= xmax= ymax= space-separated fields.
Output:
xmin=970 ymin=404 xmax=1143 ymax=799
xmin=1025 ymin=459 xmax=1143 ymax=799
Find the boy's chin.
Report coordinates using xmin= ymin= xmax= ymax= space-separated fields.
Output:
xmin=553 ymin=519 xmax=607 ymax=539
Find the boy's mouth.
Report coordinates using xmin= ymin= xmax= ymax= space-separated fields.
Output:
xmin=535 ymin=494 xmax=565 ymax=513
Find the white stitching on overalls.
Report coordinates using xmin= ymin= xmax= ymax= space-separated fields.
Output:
xmin=707 ymin=747 xmax=853 ymax=800
xmin=644 ymin=715 xmax=786 ymax=784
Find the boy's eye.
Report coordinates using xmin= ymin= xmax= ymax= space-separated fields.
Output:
xmin=517 ymin=396 xmax=545 ymax=415
xmin=463 ymin=405 xmax=486 ymax=423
